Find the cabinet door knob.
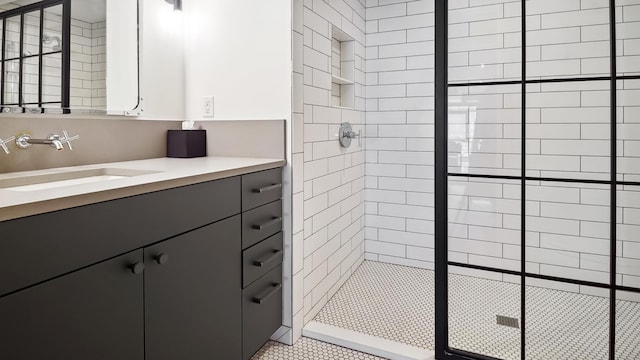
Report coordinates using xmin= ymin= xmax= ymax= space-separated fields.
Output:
xmin=130 ymin=262 xmax=144 ymax=275
xmin=155 ymin=253 xmax=169 ymax=265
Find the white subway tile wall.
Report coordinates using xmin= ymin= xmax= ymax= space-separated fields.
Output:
xmin=293 ymin=0 xmax=640 ymax=342
xmin=364 ymin=0 xmax=436 ymax=269
xmin=619 ymin=79 xmax=640 ymax=182
xmin=448 ymin=0 xmax=522 ymax=83
xmin=618 ymin=186 xmax=640 ymax=289
xmin=526 ymin=0 xmax=611 ymax=79
xmin=448 ymin=0 xmax=640 ymax=82
xmin=292 ymin=0 xmax=367 ymax=343
xmin=526 ymin=81 xmax=611 ymax=181
xmin=448 ymin=84 xmax=522 ymax=176
xmin=448 ymin=178 xmax=522 ymax=274
xmin=365 ymin=0 xmax=640 ymax=300
xmin=0 ymin=4 xmax=105 ymax=108
xmin=618 ymin=0 xmax=640 ymax=76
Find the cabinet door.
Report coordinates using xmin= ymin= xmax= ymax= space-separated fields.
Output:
xmin=145 ymin=215 xmax=242 ymax=360
xmin=0 ymin=250 xmax=144 ymax=360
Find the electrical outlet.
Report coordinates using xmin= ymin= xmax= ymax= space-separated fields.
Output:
xmin=203 ymin=96 xmax=214 ymax=118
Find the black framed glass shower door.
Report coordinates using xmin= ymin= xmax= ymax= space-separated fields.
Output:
xmin=435 ymin=0 xmax=640 ymax=359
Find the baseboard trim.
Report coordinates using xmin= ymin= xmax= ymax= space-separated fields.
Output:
xmin=302 ymin=321 xmax=435 ymax=360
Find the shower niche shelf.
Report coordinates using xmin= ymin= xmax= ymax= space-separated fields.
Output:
xmin=330 ymin=25 xmax=355 ymax=109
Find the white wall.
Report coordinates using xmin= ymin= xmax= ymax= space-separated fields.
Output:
xmin=139 ymin=0 xmax=185 ymax=120
xmin=183 ymin=0 xmax=291 ymax=121
xmin=107 ymin=0 xmax=136 ymax=111
xmin=180 ymin=0 xmax=295 ymax=344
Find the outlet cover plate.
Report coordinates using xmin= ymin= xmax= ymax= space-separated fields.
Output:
xmin=203 ymin=96 xmax=214 ymax=118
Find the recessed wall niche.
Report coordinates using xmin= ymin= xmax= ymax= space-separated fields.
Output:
xmin=330 ymin=25 xmax=354 ymax=109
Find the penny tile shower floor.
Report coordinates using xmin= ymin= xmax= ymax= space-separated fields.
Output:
xmin=252 ymin=337 xmax=384 ymax=360
xmin=308 ymin=261 xmax=640 ymax=360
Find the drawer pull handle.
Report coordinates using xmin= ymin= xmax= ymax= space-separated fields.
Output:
xmin=252 ymin=283 xmax=282 ymax=304
xmin=253 ymin=250 xmax=283 ymax=267
xmin=252 ymin=217 xmax=282 ymax=230
xmin=130 ymin=262 xmax=144 ymax=275
xmin=252 ymin=183 xmax=282 ymax=193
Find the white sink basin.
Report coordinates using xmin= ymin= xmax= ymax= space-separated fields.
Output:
xmin=0 ymin=168 xmax=158 ymax=192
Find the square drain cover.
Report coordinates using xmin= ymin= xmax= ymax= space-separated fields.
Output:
xmin=496 ymin=315 xmax=519 ymax=328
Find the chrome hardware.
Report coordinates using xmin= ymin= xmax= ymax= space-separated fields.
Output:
xmin=15 ymin=130 xmax=79 ymax=151
xmin=58 ymin=130 xmax=80 ymax=150
xmin=0 ymin=135 xmax=15 ymax=154
xmin=338 ymin=122 xmax=361 ymax=148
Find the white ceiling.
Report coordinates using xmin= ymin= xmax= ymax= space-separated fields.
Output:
xmin=0 ymin=0 xmax=106 ymax=23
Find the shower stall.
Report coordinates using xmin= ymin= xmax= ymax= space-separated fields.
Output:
xmin=287 ymin=0 xmax=640 ymax=359
xmin=437 ymin=0 xmax=640 ymax=358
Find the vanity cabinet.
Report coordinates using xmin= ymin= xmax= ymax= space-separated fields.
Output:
xmin=0 ymin=167 xmax=282 ymax=360
xmin=0 ymin=250 xmax=144 ymax=360
xmin=145 ymin=215 xmax=241 ymax=360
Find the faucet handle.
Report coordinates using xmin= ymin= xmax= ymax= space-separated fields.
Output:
xmin=58 ymin=130 xmax=79 ymax=150
xmin=0 ymin=135 xmax=15 ymax=154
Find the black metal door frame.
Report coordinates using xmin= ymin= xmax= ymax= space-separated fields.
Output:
xmin=434 ymin=0 xmax=640 ymax=359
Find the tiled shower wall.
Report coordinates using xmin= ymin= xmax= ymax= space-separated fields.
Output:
xmin=1 ymin=4 xmax=105 ymax=109
xmin=363 ymin=0 xmax=436 ymax=268
xmin=70 ymin=19 xmax=106 ymax=109
xmin=291 ymin=0 xmax=367 ymax=342
xmin=363 ymin=0 xmax=640 ymax=300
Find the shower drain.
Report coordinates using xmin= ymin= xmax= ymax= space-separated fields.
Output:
xmin=496 ymin=315 xmax=520 ymax=329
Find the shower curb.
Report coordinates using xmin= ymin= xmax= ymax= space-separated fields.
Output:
xmin=302 ymin=321 xmax=435 ymax=360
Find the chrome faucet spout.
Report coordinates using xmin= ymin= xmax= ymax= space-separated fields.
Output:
xmin=23 ymin=137 xmax=64 ymax=151
xmin=16 ymin=134 xmax=63 ymax=151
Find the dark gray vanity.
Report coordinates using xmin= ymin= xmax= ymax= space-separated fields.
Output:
xmin=0 ymin=167 xmax=283 ymax=360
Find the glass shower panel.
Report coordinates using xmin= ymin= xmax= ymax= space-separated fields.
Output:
xmin=617 ymin=185 xmax=640 ymax=287
xmin=526 ymin=181 xmax=610 ymax=284
xmin=525 ymin=0 xmax=611 ymax=80
xmin=0 ymin=21 xmax=4 ymax=88
xmin=4 ymin=15 xmax=21 ymax=60
xmin=616 ymin=290 xmax=640 ymax=360
xmin=448 ymin=0 xmax=522 ymax=84
xmin=21 ymin=56 xmax=38 ymax=105
xmin=618 ymin=79 xmax=640 ymax=182
xmin=449 ymin=84 xmax=521 ymax=176
xmin=23 ymin=10 xmax=41 ymax=57
xmin=448 ymin=265 xmax=521 ymax=360
xmin=448 ymin=177 xmax=521 ymax=272
xmin=41 ymin=53 xmax=61 ymax=104
xmin=43 ymin=5 xmax=63 ymax=54
xmin=616 ymin=0 xmax=640 ymax=76
xmin=525 ymin=280 xmax=610 ymax=359
xmin=526 ymin=81 xmax=610 ymax=181
xmin=4 ymin=59 xmax=18 ymax=104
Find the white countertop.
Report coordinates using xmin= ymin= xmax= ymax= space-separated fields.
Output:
xmin=0 ymin=157 xmax=285 ymax=222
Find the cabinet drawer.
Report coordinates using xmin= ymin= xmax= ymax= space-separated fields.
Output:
xmin=0 ymin=176 xmax=240 ymax=297
xmin=242 ymin=265 xmax=282 ymax=360
xmin=242 ymin=232 xmax=283 ymax=288
xmin=242 ymin=200 xmax=282 ymax=249
xmin=242 ymin=168 xmax=282 ymax=211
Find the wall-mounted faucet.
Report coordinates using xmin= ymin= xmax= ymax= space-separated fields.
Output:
xmin=15 ymin=130 xmax=79 ymax=151
xmin=0 ymin=135 xmax=15 ymax=154
xmin=338 ymin=122 xmax=361 ymax=148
